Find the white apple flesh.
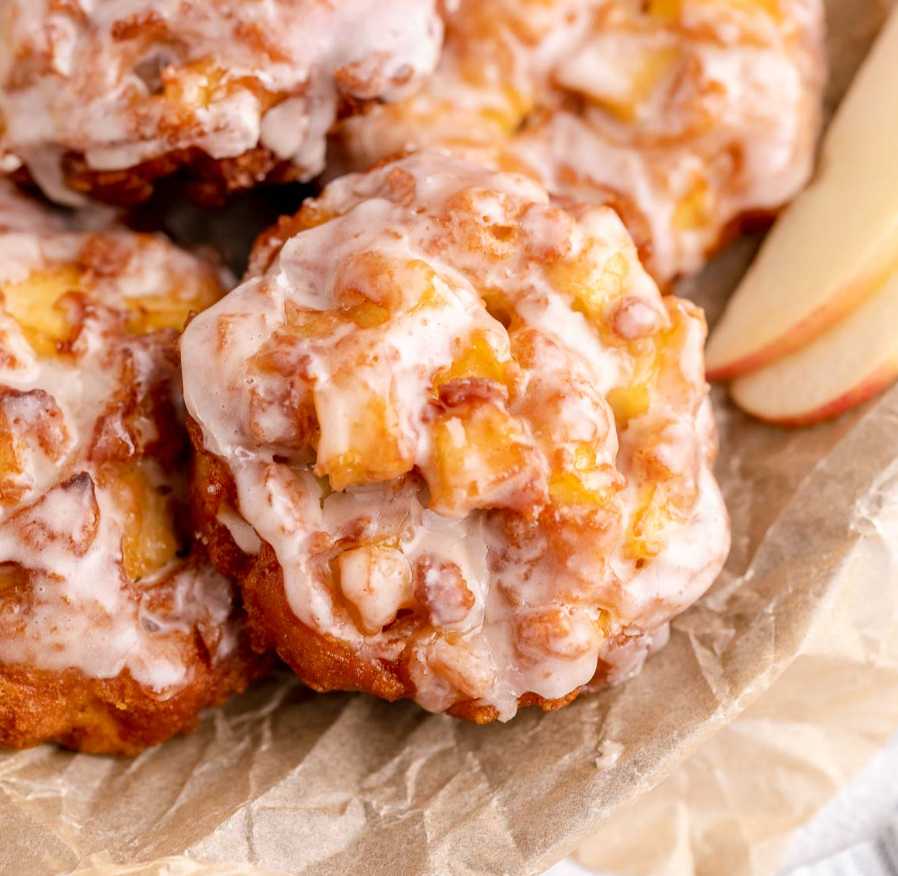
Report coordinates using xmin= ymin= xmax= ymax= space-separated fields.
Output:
xmin=730 ymin=269 xmax=898 ymax=426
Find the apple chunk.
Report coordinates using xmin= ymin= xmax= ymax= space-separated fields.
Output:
xmin=730 ymin=269 xmax=898 ymax=426
xmin=706 ymin=9 xmax=898 ymax=381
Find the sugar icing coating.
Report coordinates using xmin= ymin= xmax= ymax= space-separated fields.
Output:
xmin=182 ymin=153 xmax=730 ymax=719
xmin=333 ymin=0 xmax=826 ymax=283
xmin=0 ymin=208 xmax=239 ymax=696
xmin=0 ymin=0 xmax=444 ymax=203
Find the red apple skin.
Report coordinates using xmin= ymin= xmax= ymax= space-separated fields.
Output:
xmin=733 ymin=361 xmax=898 ymax=428
xmin=707 ymin=258 xmax=898 ymax=383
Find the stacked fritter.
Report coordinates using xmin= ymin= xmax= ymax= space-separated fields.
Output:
xmin=334 ymin=0 xmax=825 ymax=283
xmin=0 ymin=0 xmax=444 ymax=204
xmin=0 ymin=183 xmax=262 ymax=754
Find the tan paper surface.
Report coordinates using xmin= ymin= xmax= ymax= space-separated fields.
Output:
xmin=574 ymin=442 xmax=898 ymax=876
xmin=1 ymin=4 xmax=895 ymax=875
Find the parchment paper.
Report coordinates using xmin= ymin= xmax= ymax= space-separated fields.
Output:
xmin=573 ymin=508 xmax=898 ymax=876
xmin=1 ymin=3 xmax=895 ymax=875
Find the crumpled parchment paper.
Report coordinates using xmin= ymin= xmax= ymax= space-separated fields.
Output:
xmin=574 ymin=399 xmax=898 ymax=876
xmin=1 ymin=2 xmax=895 ymax=875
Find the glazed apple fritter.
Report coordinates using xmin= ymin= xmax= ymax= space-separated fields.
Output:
xmin=182 ymin=153 xmax=730 ymax=722
xmin=334 ymin=0 xmax=826 ymax=284
xmin=0 ymin=0 xmax=445 ymax=205
xmin=0 ymin=189 xmax=263 ymax=754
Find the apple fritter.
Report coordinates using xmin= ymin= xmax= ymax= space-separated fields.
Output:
xmin=183 ymin=153 xmax=730 ymax=722
xmin=0 ymin=0 xmax=444 ymax=206
xmin=333 ymin=0 xmax=826 ymax=284
xmin=0 ymin=207 xmax=264 ymax=754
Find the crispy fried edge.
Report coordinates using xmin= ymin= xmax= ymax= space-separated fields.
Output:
xmin=0 ymin=603 xmax=267 ymax=755
xmin=187 ymin=418 xmax=610 ymax=722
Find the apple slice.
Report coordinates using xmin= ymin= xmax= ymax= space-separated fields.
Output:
xmin=729 ymin=268 xmax=898 ymax=426
xmin=706 ymin=8 xmax=898 ymax=381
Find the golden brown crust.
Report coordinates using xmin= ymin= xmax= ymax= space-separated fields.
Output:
xmin=58 ymin=147 xmax=302 ymax=208
xmin=0 ymin=616 xmax=265 ymax=756
xmin=190 ymin=418 xmax=602 ymax=722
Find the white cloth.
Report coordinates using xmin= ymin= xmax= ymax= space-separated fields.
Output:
xmin=546 ymin=731 xmax=898 ymax=876
xmin=778 ymin=732 xmax=898 ymax=876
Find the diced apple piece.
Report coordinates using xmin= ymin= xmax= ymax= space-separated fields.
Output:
xmin=314 ymin=379 xmax=414 ymax=490
xmin=706 ymin=9 xmax=898 ymax=380
xmin=730 ymin=269 xmax=898 ymax=426
xmin=549 ymin=247 xmax=629 ymax=326
xmin=555 ymin=37 xmax=678 ymax=123
xmin=431 ymin=329 xmax=509 ymax=390
xmin=625 ymin=486 xmax=671 ymax=561
xmin=107 ymin=464 xmax=181 ymax=581
xmin=1 ymin=267 xmax=82 ymax=355
xmin=516 ymin=607 xmax=601 ymax=662
xmin=337 ymin=544 xmax=413 ymax=632
xmin=606 ymin=341 xmax=664 ymax=428
xmin=548 ymin=442 xmax=618 ymax=507
xmin=124 ymin=283 xmax=220 ymax=334
xmin=427 ymin=402 xmax=543 ymax=518
xmin=162 ymin=59 xmax=227 ymax=111
xmin=649 ymin=0 xmax=782 ymax=20
xmin=0 ymin=388 xmax=69 ymax=503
